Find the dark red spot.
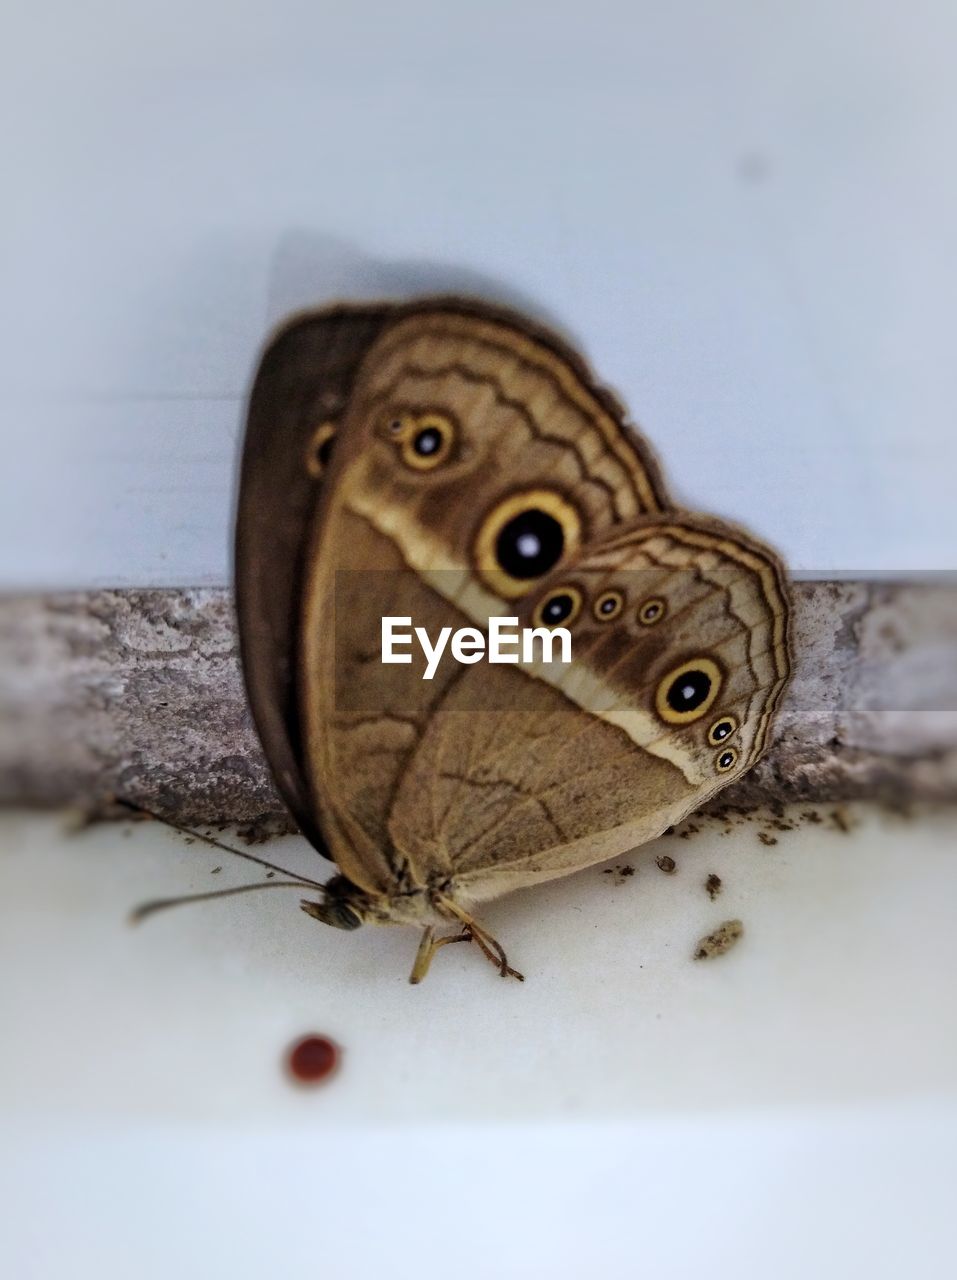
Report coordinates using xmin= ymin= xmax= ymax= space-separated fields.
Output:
xmin=286 ymin=1034 xmax=340 ymax=1084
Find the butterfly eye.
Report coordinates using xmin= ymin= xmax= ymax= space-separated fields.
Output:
xmin=399 ymin=413 xmax=455 ymax=471
xmin=533 ymin=586 xmax=582 ymax=628
xmin=638 ymin=597 xmax=666 ymax=626
xmin=708 ymin=716 xmax=738 ymax=746
xmin=593 ymin=590 xmax=623 ymax=621
xmin=305 ymin=421 xmax=337 ymax=478
xmin=654 ymin=657 xmax=723 ymax=725
xmin=715 ymin=747 xmax=739 ymax=773
xmin=474 ymin=489 xmax=582 ymax=598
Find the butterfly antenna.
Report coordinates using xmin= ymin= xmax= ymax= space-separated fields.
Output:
xmin=130 ymin=879 xmax=324 ymax=924
xmin=114 ymin=796 xmax=327 ymax=888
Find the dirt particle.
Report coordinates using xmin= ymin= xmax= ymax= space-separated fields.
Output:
xmin=758 ymin=832 xmax=778 ymax=847
xmin=694 ymin=920 xmax=744 ymax=960
xmin=603 ymin=863 xmax=636 ymax=885
xmin=830 ymin=808 xmax=852 ymax=834
xmin=705 ymin=873 xmax=722 ymax=900
xmin=210 ymin=865 xmax=222 ymax=874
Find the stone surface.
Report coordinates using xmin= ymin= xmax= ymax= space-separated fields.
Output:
xmin=0 ymin=583 xmax=955 ymax=829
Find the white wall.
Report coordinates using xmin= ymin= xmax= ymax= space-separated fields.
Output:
xmin=2 ymin=1 xmax=955 ymax=587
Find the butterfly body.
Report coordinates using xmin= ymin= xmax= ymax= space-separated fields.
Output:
xmin=236 ymin=299 xmax=791 ymax=981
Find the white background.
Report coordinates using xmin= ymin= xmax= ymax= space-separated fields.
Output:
xmin=2 ymin=0 xmax=956 ymax=587
xmin=3 ymin=807 xmax=957 ymax=1278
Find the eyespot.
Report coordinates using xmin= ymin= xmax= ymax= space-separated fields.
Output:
xmin=398 ymin=412 xmax=455 ymax=471
xmin=715 ymin=747 xmax=738 ymax=773
xmin=533 ymin=586 xmax=583 ymax=628
xmin=593 ymin=590 xmax=623 ymax=621
xmin=708 ymin=716 xmax=738 ymax=746
xmin=654 ymin=657 xmax=723 ymax=725
xmin=638 ymin=597 xmax=666 ymax=626
xmin=381 ymin=411 xmax=416 ymax=440
xmin=473 ymin=489 xmax=582 ymax=598
xmin=305 ymin=421 xmax=337 ymax=478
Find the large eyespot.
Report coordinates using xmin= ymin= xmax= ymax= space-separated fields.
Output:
xmin=708 ymin=716 xmax=738 ymax=746
xmin=305 ymin=421 xmax=337 ymax=478
xmin=473 ymin=489 xmax=582 ymax=598
xmin=638 ymin=597 xmax=666 ymax=626
xmin=533 ymin=586 xmax=583 ymax=628
xmin=715 ymin=747 xmax=738 ymax=773
xmin=654 ymin=657 xmax=723 ymax=725
xmin=593 ymin=590 xmax=623 ymax=621
xmin=398 ymin=412 xmax=455 ymax=471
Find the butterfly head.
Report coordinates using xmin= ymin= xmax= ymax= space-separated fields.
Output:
xmin=300 ymin=875 xmax=366 ymax=931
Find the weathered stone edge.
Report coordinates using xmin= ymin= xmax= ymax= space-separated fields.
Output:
xmin=1 ymin=582 xmax=955 ymax=832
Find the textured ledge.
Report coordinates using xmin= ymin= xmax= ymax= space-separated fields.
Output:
xmin=1 ymin=583 xmax=955 ymax=830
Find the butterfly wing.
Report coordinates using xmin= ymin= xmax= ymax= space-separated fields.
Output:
xmin=385 ymin=512 xmax=791 ymax=904
xmin=294 ymin=299 xmax=670 ymax=891
xmin=235 ymin=304 xmax=393 ymax=852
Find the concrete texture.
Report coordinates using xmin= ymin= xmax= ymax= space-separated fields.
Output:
xmin=1 ymin=582 xmax=955 ymax=830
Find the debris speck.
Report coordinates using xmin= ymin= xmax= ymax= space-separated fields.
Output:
xmin=211 ymin=865 xmax=222 ymax=874
xmin=694 ymin=920 xmax=744 ymax=960
xmin=705 ymin=873 xmax=722 ymax=900
xmin=758 ymin=832 xmax=778 ymax=847
xmin=603 ymin=863 xmax=636 ymax=885
xmin=830 ymin=808 xmax=852 ymax=834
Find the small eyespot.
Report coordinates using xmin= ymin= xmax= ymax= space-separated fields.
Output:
xmin=593 ymin=590 xmax=623 ymax=621
xmin=716 ymin=747 xmax=738 ymax=773
xmin=305 ymin=421 xmax=337 ymax=478
xmin=708 ymin=716 xmax=738 ymax=746
xmin=638 ymin=597 xmax=666 ymax=626
xmin=533 ymin=586 xmax=583 ymax=628
xmin=380 ymin=412 xmax=415 ymax=440
xmin=474 ymin=489 xmax=582 ymax=598
xmin=654 ymin=657 xmax=723 ymax=725
xmin=398 ymin=412 xmax=455 ymax=470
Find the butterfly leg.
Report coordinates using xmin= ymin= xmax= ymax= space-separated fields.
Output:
xmin=434 ymin=896 xmax=525 ymax=982
xmin=408 ymin=925 xmax=472 ymax=984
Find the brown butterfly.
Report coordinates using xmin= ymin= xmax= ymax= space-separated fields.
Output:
xmin=234 ymin=298 xmax=791 ymax=982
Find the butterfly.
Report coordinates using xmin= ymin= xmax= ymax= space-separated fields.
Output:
xmin=234 ymin=298 xmax=791 ymax=982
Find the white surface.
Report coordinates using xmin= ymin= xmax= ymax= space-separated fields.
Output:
xmin=2 ymin=2 xmax=957 ymax=588
xmin=6 ymin=1114 xmax=957 ymax=1280
xmin=2 ymin=806 xmax=956 ymax=1276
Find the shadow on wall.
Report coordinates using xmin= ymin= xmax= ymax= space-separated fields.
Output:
xmin=263 ymin=230 xmax=571 ymax=344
